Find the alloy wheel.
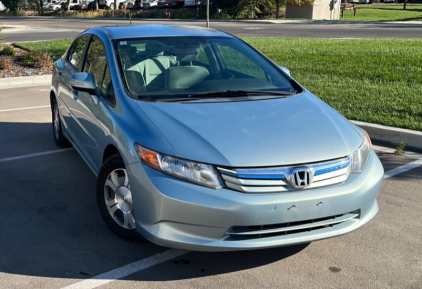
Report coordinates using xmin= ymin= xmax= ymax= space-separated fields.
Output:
xmin=104 ymin=168 xmax=135 ymax=229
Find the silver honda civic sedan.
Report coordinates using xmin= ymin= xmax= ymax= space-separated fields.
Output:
xmin=50 ymin=25 xmax=384 ymax=251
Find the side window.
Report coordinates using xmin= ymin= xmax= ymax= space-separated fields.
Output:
xmin=84 ymin=37 xmax=107 ymax=90
xmin=101 ymin=67 xmax=113 ymax=97
xmin=218 ymin=44 xmax=266 ymax=80
xmin=83 ymin=37 xmax=115 ymax=105
xmin=68 ymin=36 xmax=89 ymax=71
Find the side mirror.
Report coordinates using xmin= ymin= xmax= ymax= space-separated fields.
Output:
xmin=70 ymin=72 xmax=96 ymax=94
xmin=279 ymin=66 xmax=291 ymax=76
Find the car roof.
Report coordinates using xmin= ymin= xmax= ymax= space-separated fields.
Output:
xmin=90 ymin=25 xmax=233 ymax=40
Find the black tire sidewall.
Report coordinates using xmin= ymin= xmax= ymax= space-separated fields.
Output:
xmin=52 ymin=98 xmax=70 ymax=148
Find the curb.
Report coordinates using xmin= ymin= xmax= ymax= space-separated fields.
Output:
xmin=351 ymin=120 xmax=422 ymax=153
xmin=0 ymin=75 xmax=421 ymax=152
xmin=0 ymin=74 xmax=51 ymax=88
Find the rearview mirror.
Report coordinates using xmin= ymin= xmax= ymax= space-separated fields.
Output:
xmin=70 ymin=73 xmax=96 ymax=94
xmin=279 ymin=66 xmax=291 ymax=76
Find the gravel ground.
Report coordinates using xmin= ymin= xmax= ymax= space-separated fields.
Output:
xmin=0 ymin=44 xmax=52 ymax=78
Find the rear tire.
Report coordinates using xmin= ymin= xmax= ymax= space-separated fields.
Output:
xmin=97 ymin=154 xmax=140 ymax=240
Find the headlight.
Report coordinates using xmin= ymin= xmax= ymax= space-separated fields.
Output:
xmin=351 ymin=130 xmax=372 ymax=174
xmin=134 ymin=143 xmax=223 ymax=189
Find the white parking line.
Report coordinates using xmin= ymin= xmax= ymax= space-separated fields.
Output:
xmin=0 ymin=148 xmax=74 ymax=163
xmin=0 ymin=105 xmax=50 ymax=113
xmin=61 ymin=249 xmax=188 ymax=289
xmin=383 ymin=159 xmax=422 ymax=179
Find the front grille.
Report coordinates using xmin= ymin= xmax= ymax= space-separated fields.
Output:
xmin=225 ymin=211 xmax=360 ymax=240
xmin=217 ymin=156 xmax=351 ymax=193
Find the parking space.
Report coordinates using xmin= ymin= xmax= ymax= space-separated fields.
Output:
xmin=0 ymin=84 xmax=421 ymax=288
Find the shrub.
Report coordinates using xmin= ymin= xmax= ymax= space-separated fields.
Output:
xmin=394 ymin=141 xmax=407 ymax=156
xmin=34 ymin=51 xmax=53 ymax=69
xmin=19 ymin=52 xmax=36 ymax=64
xmin=1 ymin=45 xmax=16 ymax=56
xmin=0 ymin=57 xmax=13 ymax=70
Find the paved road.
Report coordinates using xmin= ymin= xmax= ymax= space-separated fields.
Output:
xmin=0 ymin=84 xmax=421 ymax=288
xmin=1 ymin=16 xmax=422 ymax=42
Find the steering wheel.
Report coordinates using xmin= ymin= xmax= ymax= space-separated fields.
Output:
xmin=205 ymin=70 xmax=235 ymax=81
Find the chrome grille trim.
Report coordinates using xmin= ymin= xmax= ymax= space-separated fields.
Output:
xmin=226 ymin=211 xmax=360 ymax=240
xmin=217 ymin=156 xmax=351 ymax=193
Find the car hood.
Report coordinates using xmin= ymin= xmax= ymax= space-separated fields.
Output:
xmin=136 ymin=92 xmax=363 ymax=167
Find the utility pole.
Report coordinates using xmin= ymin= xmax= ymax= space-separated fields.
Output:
xmin=206 ymin=0 xmax=209 ymax=28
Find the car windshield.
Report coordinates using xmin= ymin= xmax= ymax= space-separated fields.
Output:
xmin=114 ymin=36 xmax=299 ymax=102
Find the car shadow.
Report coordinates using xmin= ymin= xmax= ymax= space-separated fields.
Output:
xmin=0 ymin=121 xmax=308 ymax=281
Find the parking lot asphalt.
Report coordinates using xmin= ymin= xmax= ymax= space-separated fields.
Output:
xmin=0 ymin=84 xmax=421 ymax=288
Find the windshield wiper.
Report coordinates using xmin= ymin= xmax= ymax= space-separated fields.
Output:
xmin=189 ymin=89 xmax=295 ymax=98
xmin=155 ymin=97 xmax=202 ymax=103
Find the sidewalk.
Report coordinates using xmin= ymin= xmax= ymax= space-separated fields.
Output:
xmin=1 ymin=74 xmax=421 ymax=153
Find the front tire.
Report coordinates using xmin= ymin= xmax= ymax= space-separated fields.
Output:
xmin=52 ymin=98 xmax=70 ymax=147
xmin=97 ymin=154 xmax=140 ymax=240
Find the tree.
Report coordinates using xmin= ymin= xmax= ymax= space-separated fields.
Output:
xmin=403 ymin=0 xmax=408 ymax=10
xmin=214 ymin=0 xmax=247 ymax=18
xmin=28 ymin=0 xmax=44 ymax=15
xmin=1 ymin=0 xmax=19 ymax=13
xmin=67 ymin=0 xmax=71 ymax=11
xmin=286 ymin=0 xmax=315 ymax=5
xmin=214 ymin=0 xmax=286 ymax=19
xmin=275 ymin=0 xmax=281 ymax=18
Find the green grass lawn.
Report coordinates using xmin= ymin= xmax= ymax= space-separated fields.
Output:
xmin=14 ymin=39 xmax=73 ymax=61
xmin=341 ymin=4 xmax=422 ymax=21
xmin=16 ymin=37 xmax=422 ymax=131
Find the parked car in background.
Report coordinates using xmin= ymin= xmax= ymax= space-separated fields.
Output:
xmin=119 ymin=0 xmax=134 ymax=9
xmin=74 ymin=0 xmax=90 ymax=9
xmin=46 ymin=1 xmax=64 ymax=10
xmin=99 ymin=0 xmax=125 ymax=9
xmin=0 ymin=1 xmax=5 ymax=12
xmin=131 ymin=0 xmax=143 ymax=9
xmin=184 ymin=0 xmax=203 ymax=7
xmin=51 ymin=25 xmax=383 ymax=251
xmin=62 ymin=0 xmax=83 ymax=10
xmin=164 ymin=0 xmax=184 ymax=7
xmin=142 ymin=0 xmax=158 ymax=8
xmin=157 ymin=0 xmax=166 ymax=8
xmin=349 ymin=0 xmax=372 ymax=3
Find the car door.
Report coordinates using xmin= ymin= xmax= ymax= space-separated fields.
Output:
xmin=57 ymin=35 xmax=90 ymax=149
xmin=69 ymin=36 xmax=113 ymax=173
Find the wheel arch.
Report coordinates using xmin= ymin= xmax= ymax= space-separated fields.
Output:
xmin=103 ymin=144 xmax=121 ymax=164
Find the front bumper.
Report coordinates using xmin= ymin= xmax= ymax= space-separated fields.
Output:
xmin=127 ymin=150 xmax=383 ymax=251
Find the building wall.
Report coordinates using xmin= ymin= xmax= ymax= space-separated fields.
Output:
xmin=286 ymin=0 xmax=341 ymax=20
xmin=285 ymin=3 xmax=314 ymax=19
